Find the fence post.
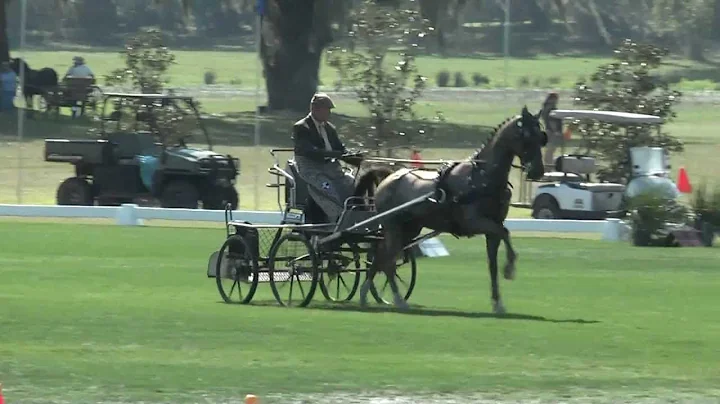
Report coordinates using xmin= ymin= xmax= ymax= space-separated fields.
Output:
xmin=601 ymin=218 xmax=625 ymax=242
xmin=116 ymin=204 xmax=143 ymax=226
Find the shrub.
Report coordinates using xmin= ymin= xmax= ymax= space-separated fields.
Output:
xmin=204 ymin=70 xmax=217 ymax=85
xmin=626 ymin=190 xmax=692 ymax=246
xmin=453 ymin=72 xmax=468 ymax=87
xmin=547 ymin=76 xmax=561 ymax=86
xmin=471 ymin=72 xmax=489 ymax=86
xmin=436 ymin=70 xmax=451 ymax=87
xmin=691 ymin=182 xmax=720 ymax=227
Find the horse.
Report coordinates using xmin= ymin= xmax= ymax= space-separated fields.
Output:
xmin=352 ymin=106 xmax=548 ymax=314
xmin=9 ymin=57 xmax=59 ymax=110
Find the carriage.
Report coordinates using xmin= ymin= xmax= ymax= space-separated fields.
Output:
xmin=29 ymin=77 xmax=104 ymax=118
xmin=207 ymin=149 xmax=438 ymax=307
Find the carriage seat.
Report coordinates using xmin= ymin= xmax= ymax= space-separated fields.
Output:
xmin=555 ymin=154 xmax=596 ymax=175
xmin=285 ymin=159 xmax=328 ymax=224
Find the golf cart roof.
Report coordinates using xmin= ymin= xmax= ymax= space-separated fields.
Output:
xmin=549 ymin=109 xmax=664 ymax=125
xmin=102 ymin=92 xmax=195 ymax=102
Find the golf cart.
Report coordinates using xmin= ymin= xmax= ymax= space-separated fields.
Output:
xmin=44 ymin=92 xmax=240 ymax=209
xmin=512 ymin=109 xmax=666 ymax=220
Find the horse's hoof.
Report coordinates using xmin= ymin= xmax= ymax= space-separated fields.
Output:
xmin=503 ymin=262 xmax=516 ymax=280
xmin=492 ymin=300 xmax=506 ymax=315
xmin=393 ymin=295 xmax=410 ymax=311
xmin=359 ymin=282 xmax=370 ymax=308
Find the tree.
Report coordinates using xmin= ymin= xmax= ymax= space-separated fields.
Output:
xmin=104 ymin=28 xmax=177 ymax=94
xmin=326 ymin=0 xmax=443 ymax=156
xmin=651 ymin=0 xmax=715 ymax=60
xmin=571 ymin=39 xmax=684 ymax=183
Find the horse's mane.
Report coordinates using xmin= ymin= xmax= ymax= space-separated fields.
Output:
xmin=470 ymin=115 xmax=520 ymax=160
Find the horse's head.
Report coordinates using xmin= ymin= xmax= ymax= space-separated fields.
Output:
xmin=9 ymin=58 xmax=28 ymax=74
xmin=506 ymin=106 xmax=547 ymax=181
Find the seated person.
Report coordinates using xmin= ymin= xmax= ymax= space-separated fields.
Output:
xmin=292 ymin=93 xmax=356 ymax=223
xmin=64 ymin=56 xmax=94 ymax=80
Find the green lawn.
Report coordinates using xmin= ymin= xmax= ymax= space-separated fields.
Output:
xmin=12 ymin=49 xmax=720 ymax=91
xmin=1 ymin=97 xmax=717 ymax=210
xmin=0 ymin=222 xmax=719 ymax=403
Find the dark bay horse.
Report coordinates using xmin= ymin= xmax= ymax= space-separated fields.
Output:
xmin=352 ymin=106 xmax=547 ymax=313
xmin=10 ymin=57 xmax=59 ymax=110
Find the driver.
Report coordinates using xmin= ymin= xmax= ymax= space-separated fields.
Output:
xmin=292 ymin=93 xmax=357 ymax=223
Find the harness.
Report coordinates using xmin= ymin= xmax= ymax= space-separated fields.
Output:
xmin=435 ymin=160 xmax=513 ymax=206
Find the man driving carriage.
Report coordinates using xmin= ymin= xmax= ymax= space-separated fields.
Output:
xmin=292 ymin=93 xmax=358 ymax=223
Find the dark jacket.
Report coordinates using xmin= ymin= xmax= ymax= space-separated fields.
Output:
xmin=292 ymin=114 xmax=347 ymax=162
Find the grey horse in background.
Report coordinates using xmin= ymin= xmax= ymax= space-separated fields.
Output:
xmin=352 ymin=106 xmax=548 ymax=313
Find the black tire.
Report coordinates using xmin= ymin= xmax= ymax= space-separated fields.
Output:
xmin=267 ymin=232 xmax=319 ymax=307
xmin=203 ymin=186 xmax=239 ymax=210
xmin=532 ymin=195 xmax=561 ymax=219
xmin=160 ymin=180 xmax=199 ymax=209
xmin=368 ymin=248 xmax=418 ymax=305
xmin=56 ymin=177 xmax=94 ymax=206
xmin=318 ymin=242 xmax=362 ymax=302
xmin=215 ymin=235 xmax=259 ymax=304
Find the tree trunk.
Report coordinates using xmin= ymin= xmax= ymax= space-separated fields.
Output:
xmin=0 ymin=0 xmax=9 ymax=63
xmin=686 ymin=35 xmax=705 ymax=62
xmin=523 ymin=0 xmax=552 ymax=32
xmin=261 ymin=0 xmax=333 ymax=112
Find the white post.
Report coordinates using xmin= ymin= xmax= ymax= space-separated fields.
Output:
xmin=503 ymin=0 xmax=511 ymax=90
xmin=254 ymin=13 xmax=262 ymax=211
xmin=16 ymin=0 xmax=28 ymax=204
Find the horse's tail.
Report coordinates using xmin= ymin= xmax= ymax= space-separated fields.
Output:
xmin=353 ymin=163 xmax=396 ymax=198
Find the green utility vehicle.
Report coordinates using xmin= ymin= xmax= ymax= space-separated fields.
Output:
xmin=44 ymin=92 xmax=240 ymax=209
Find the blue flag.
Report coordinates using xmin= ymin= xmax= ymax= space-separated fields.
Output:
xmin=257 ymin=0 xmax=266 ymax=16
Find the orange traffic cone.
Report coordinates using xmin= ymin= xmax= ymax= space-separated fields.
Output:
xmin=0 ymin=383 xmax=5 ymax=404
xmin=245 ymin=394 xmax=259 ymax=404
xmin=677 ymin=166 xmax=692 ymax=194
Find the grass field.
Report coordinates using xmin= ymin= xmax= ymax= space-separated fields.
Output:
xmin=1 ymin=46 xmax=719 ymax=212
xmin=1 ymin=98 xmax=718 ymax=212
xmin=12 ymin=49 xmax=720 ymax=91
xmin=0 ymin=222 xmax=719 ymax=403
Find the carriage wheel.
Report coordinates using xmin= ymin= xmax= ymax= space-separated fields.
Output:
xmin=318 ymin=242 xmax=362 ymax=302
xmin=267 ymin=232 xmax=319 ymax=307
xmin=367 ymin=248 xmax=417 ymax=305
xmin=215 ymin=235 xmax=259 ymax=304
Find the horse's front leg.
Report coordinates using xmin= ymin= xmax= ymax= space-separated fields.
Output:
xmin=499 ymin=227 xmax=518 ymax=280
xmin=359 ymin=243 xmax=377 ymax=308
xmin=485 ymin=234 xmax=505 ymax=314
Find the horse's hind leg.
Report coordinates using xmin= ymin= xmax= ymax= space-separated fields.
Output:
xmin=486 ymin=235 xmax=505 ymax=314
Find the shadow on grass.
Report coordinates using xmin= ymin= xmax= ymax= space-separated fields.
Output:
xmin=1 ymin=107 xmax=497 ymax=150
xmin=219 ymin=300 xmax=600 ymax=324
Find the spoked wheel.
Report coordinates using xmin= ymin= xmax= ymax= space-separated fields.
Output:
xmin=318 ymin=242 xmax=362 ymax=302
xmin=367 ymin=248 xmax=418 ymax=305
xmin=215 ymin=235 xmax=259 ymax=304
xmin=267 ymin=232 xmax=319 ymax=307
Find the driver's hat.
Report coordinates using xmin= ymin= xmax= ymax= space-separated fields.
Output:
xmin=311 ymin=93 xmax=335 ymax=109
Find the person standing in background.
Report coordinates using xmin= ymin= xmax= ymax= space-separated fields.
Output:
xmin=0 ymin=61 xmax=17 ymax=112
xmin=540 ymin=92 xmax=563 ymax=167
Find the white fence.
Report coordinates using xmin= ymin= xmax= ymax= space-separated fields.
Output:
xmin=0 ymin=204 xmax=629 ymax=241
